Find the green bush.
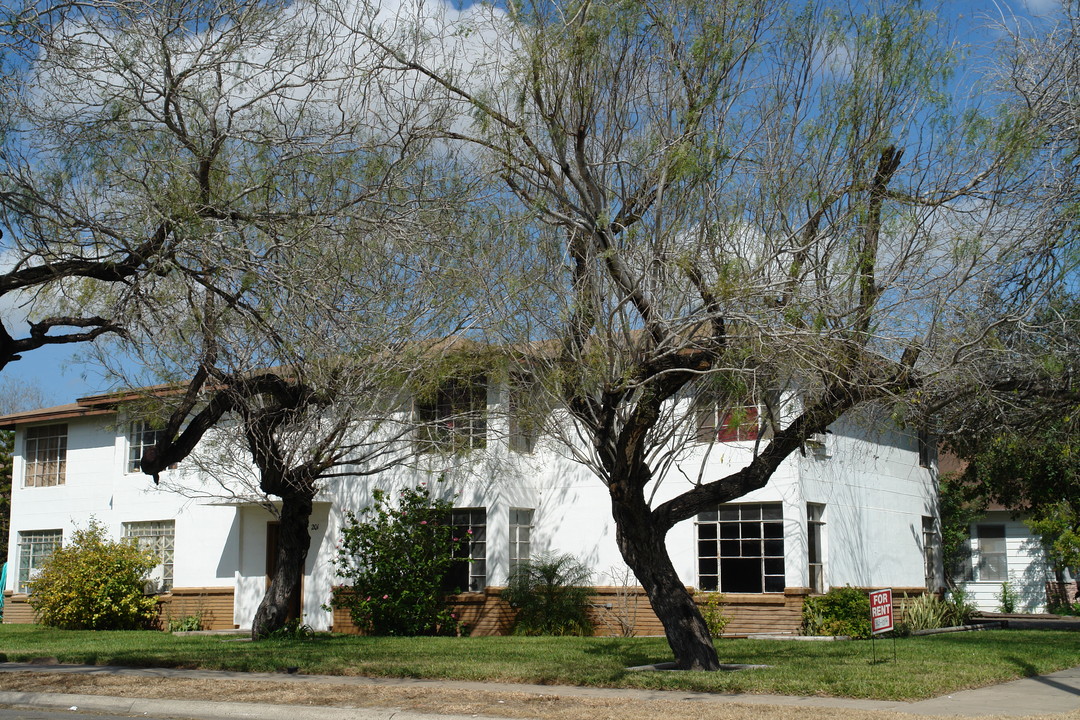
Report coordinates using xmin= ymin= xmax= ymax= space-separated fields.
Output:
xmin=694 ymin=592 xmax=730 ymax=637
xmin=502 ymin=553 xmax=593 ymax=636
xmin=901 ymin=593 xmax=950 ymax=632
xmin=166 ymin=613 xmax=204 ymax=632
xmin=802 ymin=587 xmax=872 ymax=638
xmin=944 ymin=588 xmax=976 ymax=626
xmin=329 ymin=486 xmax=466 ymax=636
xmin=29 ymin=519 xmax=158 ymax=630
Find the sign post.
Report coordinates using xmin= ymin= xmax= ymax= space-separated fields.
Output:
xmin=869 ymin=588 xmax=895 ymax=663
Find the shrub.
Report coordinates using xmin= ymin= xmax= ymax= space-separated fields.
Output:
xmin=694 ymin=592 xmax=730 ymax=637
xmin=502 ymin=553 xmax=593 ymax=636
xmin=944 ymin=588 xmax=976 ymax=626
xmin=997 ymin=581 xmax=1018 ymax=613
xmin=901 ymin=593 xmax=950 ymax=631
xmin=166 ymin=613 xmax=204 ymax=632
xmin=29 ymin=519 xmax=157 ymax=630
xmin=330 ymin=486 xmax=466 ymax=636
xmin=802 ymin=586 xmax=872 ymax=638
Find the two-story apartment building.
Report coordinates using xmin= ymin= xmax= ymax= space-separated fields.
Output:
xmin=3 ymin=381 xmax=942 ymax=634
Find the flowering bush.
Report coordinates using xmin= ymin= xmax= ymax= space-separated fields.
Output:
xmin=329 ymin=486 xmax=466 ymax=636
xmin=29 ymin=519 xmax=158 ymax=630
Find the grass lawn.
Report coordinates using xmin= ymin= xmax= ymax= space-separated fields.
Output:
xmin=0 ymin=625 xmax=1077 ymax=701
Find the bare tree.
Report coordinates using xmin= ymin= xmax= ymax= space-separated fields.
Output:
xmin=345 ymin=0 xmax=1077 ymax=669
xmin=6 ymin=0 xmax=485 ymax=636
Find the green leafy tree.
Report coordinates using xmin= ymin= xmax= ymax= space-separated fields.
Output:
xmin=330 ymin=486 xmax=466 ymax=636
xmin=29 ymin=519 xmax=157 ymax=630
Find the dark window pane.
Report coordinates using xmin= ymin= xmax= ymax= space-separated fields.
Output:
xmin=741 ymin=540 xmax=762 ymax=556
xmin=698 ymin=540 xmax=717 ymax=557
xmin=698 ymin=524 xmax=717 ymax=540
xmin=764 ymin=558 xmax=785 ymax=575
xmin=720 ymin=557 xmax=763 ymax=593
xmin=698 ymin=510 xmax=718 ymax=522
xmin=764 ymin=539 xmax=784 ymax=556
xmin=761 ymin=505 xmax=783 ymax=520
xmin=699 ymin=558 xmax=718 ymax=575
xmin=719 ymin=507 xmax=740 ymax=522
xmin=720 ymin=523 xmax=740 ymax=539
xmin=720 ymin=540 xmax=741 ymax=557
xmin=741 ymin=505 xmax=761 ymax=520
xmin=700 ymin=576 xmax=719 ymax=591
xmin=764 ymin=575 xmax=785 ymax=593
xmin=742 ymin=522 xmax=761 ymax=539
xmin=764 ymin=522 xmax=784 ymax=538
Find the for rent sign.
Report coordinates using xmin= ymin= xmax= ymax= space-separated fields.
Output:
xmin=869 ymin=589 xmax=894 ymax=635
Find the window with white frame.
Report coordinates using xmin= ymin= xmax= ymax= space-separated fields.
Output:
xmin=807 ymin=504 xmax=825 ymax=593
xmin=508 ymin=375 xmax=541 ymax=454
xmin=973 ymin=524 xmax=1007 ymax=581
xmin=128 ymin=421 xmax=165 ymax=473
xmin=18 ymin=529 xmax=61 ymax=592
xmin=697 ymin=503 xmax=785 ymax=593
xmin=508 ymin=508 xmax=534 ymax=577
xmin=415 ymin=377 xmax=487 ymax=453
xmin=923 ymin=516 xmax=939 ymax=589
xmin=124 ymin=520 xmax=175 ymax=592
xmin=443 ymin=507 xmax=486 ymax=592
xmin=25 ymin=425 xmax=67 ymax=487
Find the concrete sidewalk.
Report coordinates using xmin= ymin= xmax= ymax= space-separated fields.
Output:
xmin=0 ymin=662 xmax=1078 ymax=718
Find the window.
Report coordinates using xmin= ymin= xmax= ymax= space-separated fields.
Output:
xmin=508 ymin=375 xmax=541 ymax=454
xmin=807 ymin=504 xmax=825 ymax=593
xmin=693 ymin=395 xmax=761 ymax=443
xmin=415 ymin=377 xmax=487 ymax=452
xmin=973 ymin=524 xmax=1007 ymax=581
xmin=25 ymin=425 xmax=67 ymax=487
xmin=922 ymin=516 xmax=939 ymax=589
xmin=124 ymin=520 xmax=175 ymax=592
xmin=697 ymin=503 xmax=785 ymax=593
xmin=509 ymin=508 xmax=534 ymax=577
xmin=443 ymin=508 xmax=486 ymax=592
xmin=17 ymin=529 xmax=61 ymax=593
xmin=128 ymin=421 xmax=164 ymax=473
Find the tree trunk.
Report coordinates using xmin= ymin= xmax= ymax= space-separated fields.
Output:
xmin=611 ymin=491 xmax=720 ymax=671
xmin=252 ymin=491 xmax=313 ymax=639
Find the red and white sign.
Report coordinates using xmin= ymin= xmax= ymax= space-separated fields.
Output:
xmin=869 ymin=589 xmax=894 ymax=635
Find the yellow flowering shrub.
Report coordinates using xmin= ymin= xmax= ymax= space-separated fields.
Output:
xmin=29 ymin=519 xmax=158 ymax=630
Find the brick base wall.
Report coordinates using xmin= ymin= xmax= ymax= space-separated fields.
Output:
xmin=3 ymin=587 xmax=236 ymax=630
xmin=330 ymin=586 xmax=812 ymax=637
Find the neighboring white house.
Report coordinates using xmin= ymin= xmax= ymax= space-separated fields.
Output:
xmin=955 ymin=510 xmax=1051 ymax=613
xmin=3 ymin=381 xmax=942 ymax=632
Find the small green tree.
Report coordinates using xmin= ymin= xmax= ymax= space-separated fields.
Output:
xmin=29 ymin=519 xmax=157 ymax=630
xmin=330 ymin=486 xmax=466 ymax=636
xmin=802 ymin=587 xmax=872 ymax=639
xmin=502 ymin=553 xmax=593 ymax=636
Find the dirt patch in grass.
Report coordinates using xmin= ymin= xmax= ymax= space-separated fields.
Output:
xmin=0 ymin=671 xmax=1054 ymax=720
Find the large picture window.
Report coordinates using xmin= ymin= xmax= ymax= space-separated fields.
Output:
xmin=697 ymin=503 xmax=785 ymax=593
xmin=18 ymin=529 xmax=61 ymax=593
xmin=25 ymin=425 xmax=67 ymax=487
xmin=124 ymin=520 xmax=175 ymax=592
xmin=443 ymin=508 xmax=486 ymax=592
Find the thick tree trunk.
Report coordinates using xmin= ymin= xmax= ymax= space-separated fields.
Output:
xmin=611 ymin=491 xmax=720 ymax=671
xmin=252 ymin=491 xmax=313 ymax=639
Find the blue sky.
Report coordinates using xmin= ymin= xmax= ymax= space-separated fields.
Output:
xmin=0 ymin=0 xmax=1068 ymax=409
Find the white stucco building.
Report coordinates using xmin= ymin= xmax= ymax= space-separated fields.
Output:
xmin=3 ymin=382 xmax=942 ymax=632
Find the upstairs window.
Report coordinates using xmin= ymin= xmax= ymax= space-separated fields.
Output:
xmin=508 ymin=375 xmax=542 ymax=454
xmin=691 ymin=387 xmax=764 ymax=444
xmin=25 ymin=425 xmax=67 ymax=487
xmin=128 ymin=421 xmax=164 ymax=473
xmin=415 ymin=377 xmax=487 ymax=453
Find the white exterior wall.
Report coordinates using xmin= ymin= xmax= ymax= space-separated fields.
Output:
xmin=797 ymin=412 xmax=939 ymax=591
xmin=959 ymin=510 xmax=1050 ymax=613
xmin=6 ymin=389 xmax=939 ymax=632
